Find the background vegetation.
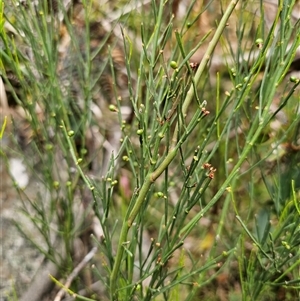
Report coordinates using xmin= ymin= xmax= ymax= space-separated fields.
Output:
xmin=1 ymin=0 xmax=300 ymax=300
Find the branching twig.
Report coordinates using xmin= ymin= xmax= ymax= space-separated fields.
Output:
xmin=53 ymin=247 xmax=98 ymax=301
xmin=109 ymin=1 xmax=240 ymax=300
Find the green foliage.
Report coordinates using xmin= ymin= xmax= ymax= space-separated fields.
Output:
xmin=1 ymin=0 xmax=300 ymax=300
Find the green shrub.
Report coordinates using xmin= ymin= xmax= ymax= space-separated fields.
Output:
xmin=1 ymin=0 xmax=299 ymax=300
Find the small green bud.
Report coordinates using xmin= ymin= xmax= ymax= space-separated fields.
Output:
xmin=226 ymin=186 xmax=232 ymax=192
xmin=122 ymin=156 xmax=129 ymax=161
xmin=137 ymin=129 xmax=144 ymax=135
xmin=150 ymin=158 xmax=157 ymax=165
xmin=68 ymin=130 xmax=74 ymax=137
xmin=45 ymin=144 xmax=53 ymax=151
xmin=53 ymin=181 xmax=60 ymax=189
xmin=235 ymin=83 xmax=242 ymax=90
xmin=243 ymin=76 xmax=249 ymax=83
xmin=170 ymin=61 xmax=178 ymax=69
xmin=156 ymin=192 xmax=164 ymax=198
xmin=80 ymin=148 xmax=88 ymax=155
xmin=282 ymin=241 xmax=291 ymax=250
xmin=222 ymin=251 xmax=228 ymax=257
xmin=66 ymin=181 xmax=72 ymax=187
xmin=76 ymin=158 xmax=83 ymax=165
xmin=255 ymin=38 xmax=263 ymax=48
xmin=109 ymin=104 xmax=118 ymax=112
xmin=290 ymin=76 xmax=299 ymax=83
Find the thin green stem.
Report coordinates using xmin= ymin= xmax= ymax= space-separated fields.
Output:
xmin=109 ymin=2 xmax=239 ymax=299
xmin=60 ymin=121 xmax=94 ymax=191
xmin=179 ymin=119 xmax=269 ymax=238
xmin=171 ymin=0 xmax=240 ymax=147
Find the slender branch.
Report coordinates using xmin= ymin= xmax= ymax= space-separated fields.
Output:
xmin=171 ymin=0 xmax=239 ymax=147
xmin=109 ymin=1 xmax=240 ymax=300
xmin=53 ymin=247 xmax=98 ymax=301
